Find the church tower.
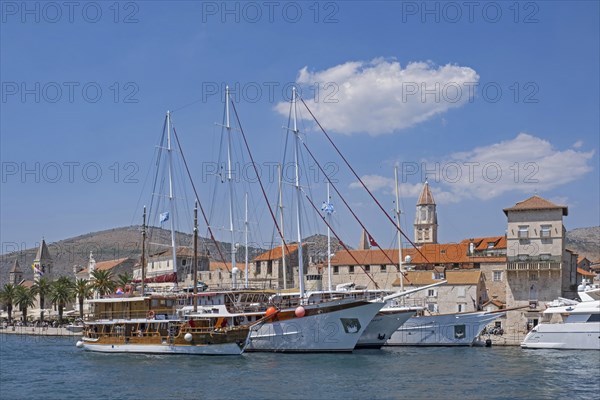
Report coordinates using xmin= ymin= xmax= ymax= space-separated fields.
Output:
xmin=32 ymin=239 xmax=53 ymax=281
xmin=414 ymin=180 xmax=438 ymax=245
xmin=9 ymin=260 xmax=23 ymax=285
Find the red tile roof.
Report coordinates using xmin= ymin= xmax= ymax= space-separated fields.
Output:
xmin=253 ymin=244 xmax=300 ymax=262
xmin=79 ymin=257 xmax=131 ymax=274
xmin=503 ymin=195 xmax=568 ymax=216
xmin=577 ymin=267 xmax=596 ymax=277
xmin=331 ymin=243 xmax=506 ymax=266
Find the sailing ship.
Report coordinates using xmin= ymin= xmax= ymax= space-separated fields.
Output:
xmin=242 ymin=87 xmax=384 ymax=352
xmin=77 ymin=111 xmax=254 ymax=355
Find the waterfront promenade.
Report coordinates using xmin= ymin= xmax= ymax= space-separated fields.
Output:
xmin=0 ymin=325 xmax=81 ymax=337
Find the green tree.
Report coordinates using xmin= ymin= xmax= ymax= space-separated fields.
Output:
xmin=31 ymin=277 xmax=52 ymax=322
xmin=116 ymin=272 xmax=133 ymax=289
xmin=74 ymin=279 xmax=93 ymax=319
xmin=14 ymin=285 xmax=36 ymax=323
xmin=0 ymin=284 xmax=18 ymax=324
xmin=50 ymin=277 xmax=75 ymax=325
xmin=91 ymin=269 xmax=115 ymax=297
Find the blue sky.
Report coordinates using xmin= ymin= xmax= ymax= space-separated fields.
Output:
xmin=1 ymin=1 xmax=599 ymax=256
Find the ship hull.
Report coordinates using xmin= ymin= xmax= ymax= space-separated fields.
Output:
xmin=245 ymin=299 xmax=383 ymax=352
xmin=386 ymin=312 xmax=501 ymax=346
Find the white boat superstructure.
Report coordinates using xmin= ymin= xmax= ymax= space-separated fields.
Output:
xmin=521 ymin=280 xmax=600 ymax=350
xmin=385 ymin=310 xmax=503 ymax=346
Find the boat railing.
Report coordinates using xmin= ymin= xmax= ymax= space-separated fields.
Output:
xmin=90 ymin=308 xmax=176 ymax=321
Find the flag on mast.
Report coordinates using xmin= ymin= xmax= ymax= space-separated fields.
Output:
xmin=159 ymin=212 xmax=169 ymax=224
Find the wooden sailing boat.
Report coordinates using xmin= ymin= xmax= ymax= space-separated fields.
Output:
xmin=76 ymin=112 xmax=252 ymax=355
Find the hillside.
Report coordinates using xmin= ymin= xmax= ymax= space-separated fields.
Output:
xmin=0 ymin=226 xmax=265 ymax=283
xmin=565 ymin=226 xmax=600 ymax=262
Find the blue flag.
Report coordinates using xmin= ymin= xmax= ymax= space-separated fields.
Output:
xmin=321 ymin=201 xmax=334 ymax=215
xmin=159 ymin=212 xmax=169 ymax=223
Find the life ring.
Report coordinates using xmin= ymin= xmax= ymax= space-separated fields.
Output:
xmin=147 ymin=310 xmax=155 ymax=319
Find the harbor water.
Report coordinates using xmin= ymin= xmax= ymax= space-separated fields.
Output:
xmin=1 ymin=334 xmax=598 ymax=400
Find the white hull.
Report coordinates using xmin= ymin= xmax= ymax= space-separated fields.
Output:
xmin=521 ymin=322 xmax=600 ymax=349
xmin=246 ymin=299 xmax=383 ymax=352
xmin=81 ymin=341 xmax=243 ymax=355
xmin=386 ymin=312 xmax=501 ymax=346
xmin=356 ymin=309 xmax=415 ymax=349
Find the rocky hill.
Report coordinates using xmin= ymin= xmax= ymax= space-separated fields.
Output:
xmin=565 ymin=226 xmax=600 ymax=261
xmin=0 ymin=226 xmax=265 ymax=283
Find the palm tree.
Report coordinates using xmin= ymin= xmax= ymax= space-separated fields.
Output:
xmin=50 ymin=277 xmax=75 ymax=325
xmin=0 ymin=284 xmax=18 ymax=324
xmin=74 ymin=279 xmax=93 ymax=319
xmin=116 ymin=272 xmax=133 ymax=289
xmin=32 ymin=277 xmax=52 ymax=321
xmin=91 ymin=269 xmax=115 ymax=297
xmin=14 ymin=285 xmax=36 ymax=323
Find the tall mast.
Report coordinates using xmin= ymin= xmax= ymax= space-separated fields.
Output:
xmin=193 ymin=201 xmax=198 ymax=312
xmin=278 ymin=163 xmax=287 ymax=289
xmin=225 ymin=86 xmax=237 ymax=280
xmin=244 ymin=192 xmax=249 ymax=288
xmin=394 ymin=166 xmax=404 ymax=293
xmin=141 ymin=205 xmax=146 ymax=295
xmin=292 ymin=87 xmax=305 ymax=297
xmin=326 ymin=180 xmax=332 ymax=291
xmin=166 ymin=111 xmax=178 ymax=287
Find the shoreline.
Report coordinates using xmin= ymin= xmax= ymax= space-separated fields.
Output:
xmin=0 ymin=326 xmax=82 ymax=337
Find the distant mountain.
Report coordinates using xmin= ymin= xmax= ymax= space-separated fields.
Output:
xmin=566 ymin=226 xmax=600 ymax=262
xmin=0 ymin=226 xmax=265 ymax=283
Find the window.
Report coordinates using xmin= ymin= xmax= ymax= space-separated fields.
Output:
xmin=333 ymin=266 xmax=339 ymax=274
xmin=255 ymin=262 xmax=261 ymax=275
xmin=380 ymin=265 xmax=387 ymax=273
xmin=540 ymin=253 xmax=550 ymax=261
xmin=427 ymin=303 xmax=438 ymax=312
xmin=529 ymin=273 xmax=538 ymax=281
xmin=540 ymin=225 xmax=551 ymax=238
xmin=348 ymin=266 xmax=355 ymax=274
xmin=267 ymin=261 xmax=273 ymax=275
xmin=364 ymin=265 xmax=370 ymax=273
xmin=182 ymin=259 xmax=186 ymax=266
xmin=457 ymin=304 xmax=464 ymax=312
xmin=433 ymin=272 xmax=444 ymax=280
xmin=427 ymin=289 xmax=436 ymax=297
xmin=493 ymin=271 xmax=502 ymax=282
xmin=518 ymin=226 xmax=529 ymax=239
xmin=420 ymin=209 xmax=427 ymax=221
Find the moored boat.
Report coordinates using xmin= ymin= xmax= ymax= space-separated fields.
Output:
xmin=77 ymin=295 xmax=250 ymax=355
xmin=521 ymin=280 xmax=600 ymax=350
xmin=385 ymin=310 xmax=503 ymax=346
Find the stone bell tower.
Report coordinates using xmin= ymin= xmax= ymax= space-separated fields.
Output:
xmin=414 ymin=179 xmax=438 ymax=245
xmin=32 ymin=239 xmax=53 ymax=281
xmin=9 ymin=260 xmax=23 ymax=285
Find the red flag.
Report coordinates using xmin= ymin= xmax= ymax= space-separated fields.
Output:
xmin=368 ymin=234 xmax=378 ymax=247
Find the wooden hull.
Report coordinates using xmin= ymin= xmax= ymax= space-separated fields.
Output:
xmin=79 ymin=324 xmax=249 ymax=355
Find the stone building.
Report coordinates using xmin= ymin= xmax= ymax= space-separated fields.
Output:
xmin=502 ymin=195 xmax=577 ymax=338
xmin=391 ymin=269 xmax=489 ymax=314
xmin=32 ymin=239 xmax=53 ymax=281
xmin=414 ymin=180 xmax=438 ymax=245
xmin=8 ymin=260 xmax=23 ymax=285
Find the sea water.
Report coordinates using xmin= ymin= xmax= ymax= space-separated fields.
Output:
xmin=1 ymin=334 xmax=598 ymax=400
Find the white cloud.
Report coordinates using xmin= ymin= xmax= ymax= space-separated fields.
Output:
xmin=276 ymin=59 xmax=479 ymax=136
xmin=349 ymin=133 xmax=595 ymax=203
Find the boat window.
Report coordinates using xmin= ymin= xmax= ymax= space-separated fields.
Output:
xmin=586 ymin=314 xmax=600 ymax=323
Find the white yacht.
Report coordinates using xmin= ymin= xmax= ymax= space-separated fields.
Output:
xmin=385 ymin=310 xmax=503 ymax=346
xmin=521 ymin=280 xmax=600 ymax=350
